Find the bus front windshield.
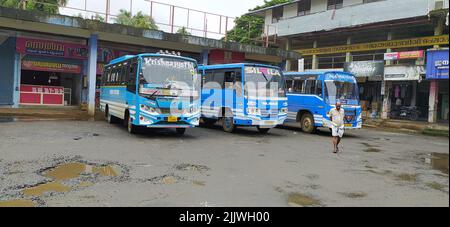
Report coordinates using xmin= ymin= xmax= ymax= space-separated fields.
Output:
xmin=325 ymin=80 xmax=359 ymax=105
xmin=139 ymin=56 xmax=199 ymax=97
xmin=244 ymin=66 xmax=286 ymax=98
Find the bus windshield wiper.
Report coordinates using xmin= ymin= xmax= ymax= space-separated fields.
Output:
xmin=148 ymin=90 xmax=159 ymax=100
xmin=261 ymin=72 xmax=269 ymax=82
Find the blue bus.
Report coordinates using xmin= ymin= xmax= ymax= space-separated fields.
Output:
xmin=283 ymin=71 xmax=362 ymax=133
xmin=100 ymin=53 xmax=201 ymax=135
xmin=199 ymin=63 xmax=288 ymax=133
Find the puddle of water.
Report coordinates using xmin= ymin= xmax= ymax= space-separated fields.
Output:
xmin=287 ymin=193 xmax=320 ymax=207
xmin=0 ymin=199 xmax=35 ymax=207
xmin=175 ymin=164 xmax=210 ymax=172
xmin=340 ymin=192 xmax=368 ymax=199
xmin=425 ymin=153 xmax=449 ymax=175
xmin=44 ymin=162 xmax=119 ymax=181
xmin=364 ymin=148 xmax=381 ymax=153
xmin=0 ymin=117 xmax=16 ymax=123
xmin=23 ymin=182 xmax=71 ymax=197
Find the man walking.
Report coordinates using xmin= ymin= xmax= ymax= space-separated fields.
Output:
xmin=327 ymin=102 xmax=345 ymax=153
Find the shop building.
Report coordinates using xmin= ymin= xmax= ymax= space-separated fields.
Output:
xmin=248 ymin=0 xmax=449 ymax=121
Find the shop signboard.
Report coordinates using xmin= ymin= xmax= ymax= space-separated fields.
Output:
xmin=384 ymin=65 xmax=424 ymax=81
xmin=16 ymin=38 xmax=88 ymax=60
xmin=384 ymin=51 xmax=424 ymax=60
xmin=426 ymin=49 xmax=449 ymax=80
xmin=22 ymin=60 xmax=82 ymax=74
xmin=344 ymin=61 xmax=384 ymax=81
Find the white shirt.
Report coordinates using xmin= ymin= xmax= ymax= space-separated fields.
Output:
xmin=327 ymin=108 xmax=345 ymax=127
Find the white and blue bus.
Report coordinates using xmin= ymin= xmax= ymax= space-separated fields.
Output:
xmin=100 ymin=53 xmax=201 ymax=135
xmin=284 ymin=71 xmax=362 ymax=133
xmin=199 ymin=63 xmax=288 ymax=133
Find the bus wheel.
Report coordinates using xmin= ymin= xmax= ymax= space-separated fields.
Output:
xmin=106 ymin=107 xmax=118 ymax=124
xmin=176 ymin=128 xmax=186 ymax=135
xmin=301 ymin=113 xmax=316 ymax=134
xmin=257 ymin=126 xmax=271 ymax=134
xmin=222 ymin=109 xmax=236 ymax=133
xmin=126 ymin=114 xmax=137 ymax=134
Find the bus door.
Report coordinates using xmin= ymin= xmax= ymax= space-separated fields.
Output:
xmin=126 ymin=58 xmax=138 ymax=108
xmin=223 ymin=68 xmax=243 ymax=118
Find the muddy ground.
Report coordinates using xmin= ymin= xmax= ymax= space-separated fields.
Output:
xmin=0 ymin=119 xmax=448 ymax=207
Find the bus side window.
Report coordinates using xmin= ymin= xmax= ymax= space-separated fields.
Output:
xmin=305 ymin=80 xmax=316 ymax=95
xmin=293 ymin=79 xmax=304 ymax=93
xmin=213 ymin=70 xmax=225 ymax=87
xmin=102 ymin=67 xmax=109 ymax=86
xmin=316 ymin=80 xmax=323 ymax=97
xmin=127 ymin=59 xmax=138 ymax=93
xmin=286 ymin=79 xmax=293 ymax=92
xmin=203 ymin=70 xmax=214 ymax=88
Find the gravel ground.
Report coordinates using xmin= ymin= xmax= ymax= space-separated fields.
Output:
xmin=0 ymin=118 xmax=448 ymax=207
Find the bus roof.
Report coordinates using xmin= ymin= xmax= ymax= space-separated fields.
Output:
xmin=107 ymin=53 xmax=197 ymax=66
xmin=199 ymin=63 xmax=281 ymax=70
xmin=284 ymin=71 xmax=355 ymax=78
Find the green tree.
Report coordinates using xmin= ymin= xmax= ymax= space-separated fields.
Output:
xmin=225 ymin=0 xmax=292 ymax=45
xmin=0 ymin=0 xmax=67 ymax=14
xmin=176 ymin=27 xmax=191 ymax=36
xmin=115 ymin=9 xmax=158 ymax=30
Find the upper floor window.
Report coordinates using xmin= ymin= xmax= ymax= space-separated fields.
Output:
xmin=298 ymin=0 xmax=311 ymax=16
xmin=327 ymin=0 xmax=343 ymax=10
xmin=272 ymin=7 xmax=283 ymax=23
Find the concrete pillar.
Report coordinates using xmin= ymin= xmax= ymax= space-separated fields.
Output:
xmin=312 ymin=41 xmax=319 ymax=70
xmin=345 ymin=37 xmax=352 ymax=62
xmin=429 ymin=81 xmax=439 ymax=123
xmin=381 ymin=32 xmax=394 ymax=119
xmin=87 ymin=34 xmax=98 ymax=117
xmin=201 ymin=49 xmax=209 ymax=65
xmin=381 ymin=81 xmax=392 ymax=119
xmin=428 ymin=17 xmax=445 ymax=123
xmin=13 ymin=53 xmax=21 ymax=108
xmin=285 ymin=38 xmax=292 ymax=71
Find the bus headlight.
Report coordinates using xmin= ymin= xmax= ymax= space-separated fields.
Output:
xmin=140 ymin=105 xmax=158 ymax=115
xmin=280 ymin=108 xmax=288 ymax=114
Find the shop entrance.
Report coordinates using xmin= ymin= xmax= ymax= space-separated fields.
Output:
xmin=20 ymin=69 xmax=82 ymax=106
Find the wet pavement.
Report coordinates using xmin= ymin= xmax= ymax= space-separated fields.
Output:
xmin=0 ymin=120 xmax=448 ymax=207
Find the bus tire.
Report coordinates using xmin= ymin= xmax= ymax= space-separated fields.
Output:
xmin=106 ymin=106 xmax=118 ymax=124
xmin=222 ymin=109 xmax=236 ymax=133
xmin=301 ymin=113 xmax=316 ymax=134
xmin=125 ymin=113 xmax=137 ymax=134
xmin=257 ymin=127 xmax=271 ymax=134
xmin=176 ymin=128 xmax=186 ymax=135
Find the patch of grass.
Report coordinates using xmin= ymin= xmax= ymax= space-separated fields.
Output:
xmin=339 ymin=192 xmax=368 ymax=199
xmin=396 ymin=173 xmax=418 ymax=182
xmin=422 ymin=129 xmax=449 ymax=137
xmin=287 ymin=193 xmax=321 ymax=207
xmin=426 ymin=182 xmax=446 ymax=192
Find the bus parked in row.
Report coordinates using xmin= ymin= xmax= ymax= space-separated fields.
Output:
xmin=199 ymin=63 xmax=288 ymax=133
xmin=284 ymin=71 xmax=362 ymax=133
xmin=100 ymin=53 xmax=201 ymax=135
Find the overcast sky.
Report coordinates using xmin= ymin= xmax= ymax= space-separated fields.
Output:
xmin=61 ymin=0 xmax=266 ymax=38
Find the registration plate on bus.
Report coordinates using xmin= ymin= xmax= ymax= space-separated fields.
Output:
xmin=263 ymin=120 xmax=276 ymax=125
xmin=168 ymin=116 xmax=178 ymax=122
xmin=345 ymin=124 xmax=353 ymax=128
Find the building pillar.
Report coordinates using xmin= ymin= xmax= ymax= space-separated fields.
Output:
xmin=312 ymin=41 xmax=319 ymax=70
xmin=411 ymin=81 xmax=417 ymax=107
xmin=201 ymin=49 xmax=209 ymax=65
xmin=345 ymin=37 xmax=352 ymax=62
xmin=429 ymin=81 xmax=439 ymax=123
xmin=285 ymin=38 xmax=292 ymax=71
xmin=381 ymin=32 xmax=394 ymax=119
xmin=87 ymin=34 xmax=98 ymax=117
xmin=13 ymin=53 xmax=21 ymax=108
xmin=428 ymin=17 xmax=445 ymax=123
